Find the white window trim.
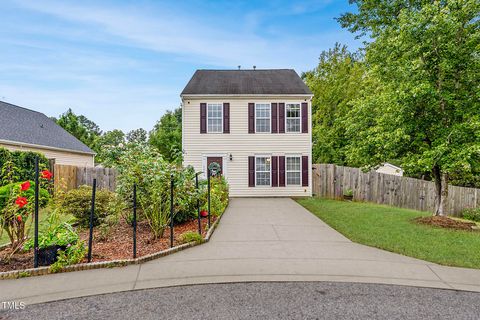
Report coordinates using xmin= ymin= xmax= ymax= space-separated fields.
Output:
xmin=255 ymin=155 xmax=272 ymax=187
xmin=254 ymin=103 xmax=271 ymax=133
xmin=285 ymin=155 xmax=301 ymax=186
xmin=285 ymin=102 xmax=301 ymax=133
xmin=207 ymin=103 xmax=223 ymax=134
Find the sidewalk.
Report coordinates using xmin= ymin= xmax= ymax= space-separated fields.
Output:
xmin=2 ymin=198 xmax=480 ymax=305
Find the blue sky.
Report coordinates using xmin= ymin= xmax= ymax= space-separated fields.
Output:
xmin=0 ymin=0 xmax=360 ymax=132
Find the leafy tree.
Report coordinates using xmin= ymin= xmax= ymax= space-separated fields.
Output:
xmin=95 ymin=129 xmax=125 ymax=163
xmin=149 ymin=108 xmax=183 ymax=163
xmin=55 ymin=109 xmax=100 ymax=151
xmin=126 ymin=128 xmax=147 ymax=144
xmin=340 ymin=0 xmax=480 ymax=215
xmin=303 ymin=44 xmax=365 ymax=164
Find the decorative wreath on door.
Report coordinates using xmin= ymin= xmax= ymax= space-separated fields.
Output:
xmin=208 ymin=162 xmax=221 ymax=176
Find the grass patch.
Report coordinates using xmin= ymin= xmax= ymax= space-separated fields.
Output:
xmin=0 ymin=208 xmax=73 ymax=246
xmin=297 ymin=198 xmax=480 ymax=269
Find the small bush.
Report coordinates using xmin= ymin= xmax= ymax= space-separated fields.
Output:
xmin=201 ymin=176 xmax=229 ymax=217
xmin=179 ymin=231 xmax=203 ymax=244
xmin=56 ymin=185 xmax=121 ymax=227
xmin=462 ymin=208 xmax=480 ymax=222
xmin=0 ymin=181 xmax=50 ymax=209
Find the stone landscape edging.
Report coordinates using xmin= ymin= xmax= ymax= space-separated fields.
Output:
xmin=0 ymin=206 xmax=226 ymax=280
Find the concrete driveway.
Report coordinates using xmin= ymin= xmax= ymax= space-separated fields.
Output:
xmin=2 ymin=198 xmax=480 ymax=305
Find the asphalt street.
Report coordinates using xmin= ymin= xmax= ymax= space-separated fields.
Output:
xmin=2 ymin=282 xmax=479 ymax=320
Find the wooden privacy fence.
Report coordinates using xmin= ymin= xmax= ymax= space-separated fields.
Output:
xmin=54 ymin=164 xmax=117 ymax=192
xmin=312 ymin=164 xmax=480 ymax=216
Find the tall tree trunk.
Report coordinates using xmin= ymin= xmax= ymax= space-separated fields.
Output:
xmin=432 ymin=165 xmax=448 ymax=216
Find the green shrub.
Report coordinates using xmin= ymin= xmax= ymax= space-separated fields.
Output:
xmin=0 ymin=147 xmax=50 ymax=184
xmin=201 ymin=176 xmax=229 ymax=217
xmin=50 ymin=241 xmax=87 ymax=273
xmin=462 ymin=207 xmax=480 ymax=222
xmin=0 ymin=181 xmax=50 ymax=210
xmin=56 ymin=185 xmax=121 ymax=227
xmin=179 ymin=231 xmax=203 ymax=244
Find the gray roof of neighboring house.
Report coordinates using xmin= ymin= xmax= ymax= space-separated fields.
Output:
xmin=181 ymin=69 xmax=313 ymax=95
xmin=0 ymin=101 xmax=95 ymax=154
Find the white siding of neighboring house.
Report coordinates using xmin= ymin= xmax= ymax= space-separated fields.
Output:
xmin=376 ymin=163 xmax=403 ymax=176
xmin=0 ymin=142 xmax=95 ymax=167
xmin=182 ymin=96 xmax=312 ymax=197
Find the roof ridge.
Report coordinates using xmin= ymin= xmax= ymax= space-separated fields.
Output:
xmin=0 ymin=100 xmax=48 ymax=117
xmin=196 ymin=69 xmax=295 ymax=71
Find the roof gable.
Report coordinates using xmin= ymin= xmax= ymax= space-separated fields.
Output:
xmin=181 ymin=69 xmax=313 ymax=95
xmin=0 ymin=101 xmax=95 ymax=154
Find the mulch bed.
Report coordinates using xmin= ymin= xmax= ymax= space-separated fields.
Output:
xmin=414 ymin=216 xmax=478 ymax=231
xmin=0 ymin=216 xmax=216 ymax=273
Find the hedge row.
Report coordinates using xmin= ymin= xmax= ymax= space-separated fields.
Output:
xmin=0 ymin=147 xmax=50 ymax=185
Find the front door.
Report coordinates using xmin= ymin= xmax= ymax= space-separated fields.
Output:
xmin=207 ymin=157 xmax=223 ymax=176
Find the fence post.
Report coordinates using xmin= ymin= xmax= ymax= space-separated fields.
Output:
xmin=196 ymin=173 xmax=201 ymax=235
xmin=170 ymin=173 xmax=174 ymax=248
xmin=33 ymin=156 xmax=39 ymax=268
xmin=133 ymin=183 xmax=137 ymax=259
xmin=207 ymin=169 xmax=211 ymax=228
xmin=87 ymin=178 xmax=96 ymax=262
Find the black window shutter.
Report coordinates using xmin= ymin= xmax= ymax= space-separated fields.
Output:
xmin=272 ymin=156 xmax=278 ymax=187
xmin=223 ymin=103 xmax=230 ymax=133
xmin=248 ymin=156 xmax=255 ymax=187
xmin=301 ymin=102 xmax=308 ymax=133
xmin=279 ymin=156 xmax=285 ymax=187
xmin=200 ymin=103 xmax=207 ymax=134
xmin=248 ymin=103 xmax=255 ymax=133
xmin=278 ymin=103 xmax=285 ymax=133
xmin=302 ymin=156 xmax=309 ymax=186
xmin=271 ymin=103 xmax=278 ymax=133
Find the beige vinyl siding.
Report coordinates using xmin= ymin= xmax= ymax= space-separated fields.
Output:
xmin=182 ymin=96 xmax=312 ymax=197
xmin=0 ymin=142 xmax=94 ymax=167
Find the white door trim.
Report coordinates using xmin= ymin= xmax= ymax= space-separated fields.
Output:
xmin=201 ymin=153 xmax=228 ymax=179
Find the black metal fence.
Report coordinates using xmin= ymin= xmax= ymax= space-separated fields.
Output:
xmin=32 ymin=157 xmax=213 ymax=267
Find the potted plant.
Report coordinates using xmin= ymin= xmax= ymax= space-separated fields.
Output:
xmin=343 ymin=189 xmax=354 ymax=201
xmin=24 ymin=212 xmax=81 ymax=266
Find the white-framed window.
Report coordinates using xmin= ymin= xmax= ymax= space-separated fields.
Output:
xmin=255 ymin=103 xmax=270 ymax=133
xmin=286 ymin=103 xmax=301 ymax=133
xmin=286 ymin=156 xmax=301 ymax=185
xmin=255 ymin=156 xmax=271 ymax=186
xmin=207 ymin=103 xmax=223 ymax=133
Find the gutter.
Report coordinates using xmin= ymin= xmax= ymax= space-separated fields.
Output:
xmin=0 ymin=139 xmax=96 ymax=156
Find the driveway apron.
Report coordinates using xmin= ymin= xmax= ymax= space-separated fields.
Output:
xmin=3 ymin=198 xmax=480 ymax=304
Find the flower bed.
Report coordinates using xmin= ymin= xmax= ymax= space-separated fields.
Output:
xmin=0 ymin=216 xmax=217 ymax=272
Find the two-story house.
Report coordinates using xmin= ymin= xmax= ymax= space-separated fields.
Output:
xmin=181 ymin=69 xmax=313 ymax=197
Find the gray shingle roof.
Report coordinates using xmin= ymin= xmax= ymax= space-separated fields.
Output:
xmin=181 ymin=69 xmax=313 ymax=95
xmin=0 ymin=101 xmax=95 ymax=154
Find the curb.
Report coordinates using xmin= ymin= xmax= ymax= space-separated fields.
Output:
xmin=0 ymin=206 xmax=225 ymax=280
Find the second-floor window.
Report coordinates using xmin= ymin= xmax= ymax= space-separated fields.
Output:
xmin=255 ymin=103 xmax=270 ymax=133
xmin=207 ymin=103 xmax=223 ymax=133
xmin=286 ymin=103 xmax=301 ymax=133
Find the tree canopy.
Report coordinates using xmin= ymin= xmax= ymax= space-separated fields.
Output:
xmin=334 ymin=0 xmax=480 ymax=215
xmin=149 ymin=107 xmax=182 ymax=163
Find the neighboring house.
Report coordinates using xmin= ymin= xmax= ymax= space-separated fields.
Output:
xmin=0 ymin=101 xmax=95 ymax=167
xmin=376 ymin=163 xmax=404 ymax=176
xmin=181 ymin=69 xmax=313 ymax=197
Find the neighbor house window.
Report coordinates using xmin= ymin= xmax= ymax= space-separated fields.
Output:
xmin=255 ymin=103 xmax=270 ymax=133
xmin=207 ymin=103 xmax=223 ymax=133
xmin=286 ymin=156 xmax=301 ymax=185
xmin=255 ymin=156 xmax=271 ymax=186
xmin=286 ymin=103 xmax=301 ymax=132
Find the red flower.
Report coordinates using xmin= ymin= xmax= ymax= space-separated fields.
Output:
xmin=15 ymin=197 xmax=28 ymax=208
xmin=20 ymin=181 xmax=30 ymax=191
xmin=16 ymin=215 xmax=22 ymax=223
xmin=41 ymin=170 xmax=53 ymax=180
xmin=200 ymin=210 xmax=208 ymax=217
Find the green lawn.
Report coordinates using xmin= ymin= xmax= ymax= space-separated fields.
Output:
xmin=0 ymin=209 xmax=73 ymax=246
xmin=296 ymin=198 xmax=480 ymax=269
